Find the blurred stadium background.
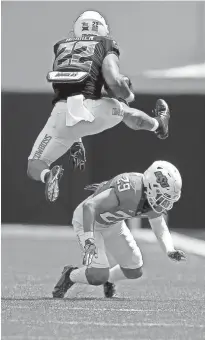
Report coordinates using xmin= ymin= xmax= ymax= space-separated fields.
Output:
xmin=1 ymin=1 xmax=205 ymax=229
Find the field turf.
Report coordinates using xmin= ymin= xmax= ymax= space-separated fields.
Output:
xmin=2 ymin=225 xmax=205 ymax=340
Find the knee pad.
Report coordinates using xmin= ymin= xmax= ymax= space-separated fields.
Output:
xmin=86 ymin=267 xmax=109 ymax=286
xmin=120 ymin=266 xmax=143 ymax=279
xmin=27 ymin=159 xmax=48 ymax=181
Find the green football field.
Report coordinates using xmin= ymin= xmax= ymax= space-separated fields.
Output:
xmin=1 ymin=225 xmax=205 ymax=340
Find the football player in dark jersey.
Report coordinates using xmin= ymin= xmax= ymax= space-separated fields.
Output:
xmin=52 ymin=160 xmax=185 ymax=299
xmin=27 ymin=11 xmax=170 ymax=203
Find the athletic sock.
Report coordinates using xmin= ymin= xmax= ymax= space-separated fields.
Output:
xmin=40 ymin=169 xmax=50 ymax=183
xmin=108 ymin=264 xmax=127 ymax=283
xmin=70 ymin=267 xmax=89 ymax=284
xmin=151 ymin=118 xmax=159 ymax=132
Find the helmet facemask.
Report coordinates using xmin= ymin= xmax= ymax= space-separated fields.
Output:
xmin=146 ymin=186 xmax=180 ymax=214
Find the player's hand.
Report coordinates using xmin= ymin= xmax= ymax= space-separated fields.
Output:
xmin=83 ymin=238 xmax=98 ymax=266
xmin=123 ymin=76 xmax=133 ymax=90
xmin=118 ymin=76 xmax=134 ymax=105
xmin=69 ymin=141 xmax=86 ymax=171
xmin=167 ymin=249 xmax=186 ymax=262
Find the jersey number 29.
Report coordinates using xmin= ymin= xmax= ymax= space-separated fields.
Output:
xmin=117 ymin=175 xmax=130 ymax=192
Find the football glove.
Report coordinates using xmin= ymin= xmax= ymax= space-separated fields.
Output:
xmin=167 ymin=249 xmax=186 ymax=262
xmin=83 ymin=238 xmax=98 ymax=266
xmin=69 ymin=141 xmax=86 ymax=171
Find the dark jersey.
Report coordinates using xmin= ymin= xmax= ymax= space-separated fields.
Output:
xmin=52 ymin=35 xmax=120 ymax=104
xmin=90 ymin=173 xmax=155 ymax=226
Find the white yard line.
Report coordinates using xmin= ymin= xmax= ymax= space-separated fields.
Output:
xmin=6 ymin=319 xmax=205 ymax=329
xmin=2 ymin=224 xmax=205 ymax=257
xmin=1 ymin=338 xmax=75 ymax=340
xmin=5 ymin=305 xmax=180 ymax=313
xmin=2 ymin=338 xmax=69 ymax=340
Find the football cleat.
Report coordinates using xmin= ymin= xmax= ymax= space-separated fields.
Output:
xmin=69 ymin=141 xmax=86 ymax=171
xmin=52 ymin=265 xmax=78 ymax=298
xmin=45 ymin=165 xmax=64 ymax=202
xmin=103 ymin=281 xmax=116 ymax=298
xmin=153 ymin=99 xmax=170 ymax=139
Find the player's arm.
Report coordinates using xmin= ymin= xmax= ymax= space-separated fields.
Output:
xmin=148 ymin=215 xmax=186 ymax=261
xmin=82 ymin=188 xmax=119 ymax=266
xmin=122 ymin=102 xmax=159 ymax=132
xmin=102 ymin=54 xmax=134 ymax=103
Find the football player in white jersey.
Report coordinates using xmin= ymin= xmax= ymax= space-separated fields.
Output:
xmin=27 ymin=11 xmax=170 ymax=203
xmin=52 ymin=160 xmax=185 ymax=298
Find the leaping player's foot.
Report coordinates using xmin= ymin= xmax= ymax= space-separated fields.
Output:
xmin=52 ymin=265 xmax=78 ymax=298
xmin=103 ymin=281 xmax=116 ymax=298
xmin=45 ymin=165 xmax=64 ymax=202
xmin=153 ymin=99 xmax=170 ymax=139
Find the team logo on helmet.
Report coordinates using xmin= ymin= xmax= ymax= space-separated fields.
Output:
xmin=82 ymin=22 xmax=89 ymax=31
xmin=154 ymin=171 xmax=169 ymax=188
xmin=73 ymin=11 xmax=109 ymax=38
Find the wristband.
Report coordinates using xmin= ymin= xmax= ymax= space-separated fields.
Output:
xmin=84 ymin=231 xmax=94 ymax=239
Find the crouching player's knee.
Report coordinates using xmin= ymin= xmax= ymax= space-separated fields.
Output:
xmin=86 ymin=267 xmax=109 ymax=286
xmin=120 ymin=266 xmax=143 ymax=279
xmin=27 ymin=159 xmax=48 ymax=181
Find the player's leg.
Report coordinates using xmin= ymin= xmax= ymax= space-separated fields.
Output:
xmin=71 ymin=223 xmax=110 ymax=285
xmin=83 ymin=96 xmax=170 ymax=140
xmin=122 ymin=99 xmax=170 ymax=139
xmin=68 ymin=97 xmax=124 ymax=139
xmin=29 ymin=95 xmax=123 ymax=176
xmin=27 ymin=101 xmax=76 ymax=202
xmin=52 ymin=212 xmax=110 ymax=298
xmin=27 ymin=101 xmax=75 ymax=180
xmin=103 ymin=221 xmax=143 ymax=297
xmin=28 ymin=95 xmax=122 ymax=199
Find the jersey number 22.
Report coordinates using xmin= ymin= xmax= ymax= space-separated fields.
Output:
xmin=53 ymin=41 xmax=98 ymax=72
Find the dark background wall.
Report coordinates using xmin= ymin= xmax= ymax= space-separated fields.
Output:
xmin=2 ymin=92 xmax=205 ymax=228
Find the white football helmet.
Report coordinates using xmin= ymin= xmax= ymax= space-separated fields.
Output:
xmin=143 ymin=161 xmax=182 ymax=214
xmin=73 ymin=11 xmax=109 ymax=38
